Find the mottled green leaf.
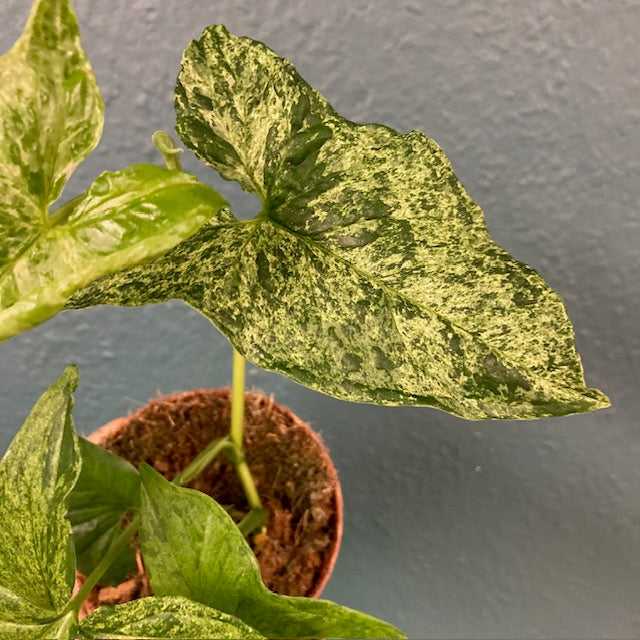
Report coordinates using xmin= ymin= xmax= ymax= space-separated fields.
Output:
xmin=79 ymin=596 xmax=263 ymax=639
xmin=0 ymin=367 xmax=80 ymax=637
xmin=68 ymin=438 xmax=141 ymax=586
xmin=0 ymin=0 xmax=229 ymax=343
xmin=69 ymin=25 xmax=609 ymax=419
xmin=0 ymin=610 xmax=76 ymax=640
xmin=0 ymin=0 xmax=103 ymax=268
xmin=139 ymin=464 xmax=406 ymax=639
xmin=0 ymin=164 xmax=228 ymax=341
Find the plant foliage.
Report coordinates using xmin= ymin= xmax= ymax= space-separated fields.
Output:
xmin=69 ymin=25 xmax=609 ymax=420
xmin=139 ymin=463 xmax=405 ymax=639
xmin=0 ymin=367 xmax=80 ymax=639
xmin=0 ymin=369 xmax=405 ymax=638
xmin=68 ymin=438 xmax=141 ymax=585
xmin=0 ymin=0 xmax=227 ymax=341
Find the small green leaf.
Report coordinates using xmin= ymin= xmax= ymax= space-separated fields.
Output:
xmin=0 ymin=367 xmax=81 ymax=636
xmin=79 ymin=596 xmax=263 ymax=639
xmin=0 ymin=0 xmax=103 ymax=268
xmin=139 ymin=464 xmax=406 ymax=639
xmin=69 ymin=26 xmax=608 ymax=420
xmin=0 ymin=164 xmax=228 ymax=341
xmin=68 ymin=438 xmax=141 ymax=585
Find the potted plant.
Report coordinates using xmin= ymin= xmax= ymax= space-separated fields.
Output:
xmin=0 ymin=367 xmax=402 ymax=639
xmin=0 ymin=0 xmax=609 ymax=638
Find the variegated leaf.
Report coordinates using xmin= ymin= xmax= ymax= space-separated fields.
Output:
xmin=138 ymin=464 xmax=406 ymax=639
xmin=0 ymin=0 xmax=230 ymax=343
xmin=69 ymin=25 xmax=608 ymax=420
xmin=174 ymin=25 xmax=334 ymax=200
xmin=79 ymin=596 xmax=263 ymax=639
xmin=0 ymin=367 xmax=80 ymax=638
xmin=0 ymin=0 xmax=103 ymax=268
xmin=0 ymin=164 xmax=227 ymax=341
xmin=0 ymin=611 xmax=76 ymax=640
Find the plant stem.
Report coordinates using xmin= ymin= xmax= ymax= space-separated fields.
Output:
xmin=172 ymin=436 xmax=233 ymax=486
xmin=230 ymin=349 xmax=263 ymax=511
xmin=65 ymin=514 xmax=140 ymax=615
xmin=151 ymin=130 xmax=183 ymax=171
xmin=230 ymin=349 xmax=246 ymax=450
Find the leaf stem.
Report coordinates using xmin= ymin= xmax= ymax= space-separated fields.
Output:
xmin=230 ymin=349 xmax=263 ymax=512
xmin=65 ymin=514 xmax=140 ymax=615
xmin=151 ymin=130 xmax=183 ymax=171
xmin=172 ymin=436 xmax=233 ymax=486
xmin=230 ymin=348 xmax=246 ymax=451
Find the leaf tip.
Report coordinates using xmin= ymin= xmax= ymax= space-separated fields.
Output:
xmin=58 ymin=363 xmax=80 ymax=394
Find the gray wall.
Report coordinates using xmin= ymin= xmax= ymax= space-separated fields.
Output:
xmin=1 ymin=1 xmax=639 ymax=637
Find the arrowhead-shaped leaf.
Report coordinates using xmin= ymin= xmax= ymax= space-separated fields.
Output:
xmin=0 ymin=0 xmax=103 ymax=268
xmin=79 ymin=596 xmax=263 ymax=639
xmin=69 ymin=25 xmax=609 ymax=420
xmin=0 ymin=164 xmax=228 ymax=341
xmin=68 ymin=438 xmax=141 ymax=586
xmin=138 ymin=464 xmax=406 ymax=639
xmin=0 ymin=367 xmax=81 ymax=637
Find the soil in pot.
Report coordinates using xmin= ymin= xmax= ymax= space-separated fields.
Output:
xmin=75 ymin=388 xmax=343 ymax=617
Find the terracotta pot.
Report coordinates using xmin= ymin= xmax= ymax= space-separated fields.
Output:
xmin=74 ymin=388 xmax=343 ymax=616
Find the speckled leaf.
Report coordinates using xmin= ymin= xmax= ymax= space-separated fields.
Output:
xmin=0 ymin=164 xmax=228 ymax=341
xmin=138 ymin=464 xmax=406 ymax=639
xmin=68 ymin=438 xmax=141 ymax=586
xmin=0 ymin=0 xmax=103 ymax=270
xmin=79 ymin=596 xmax=263 ymax=639
xmin=0 ymin=367 xmax=80 ymax=637
xmin=69 ymin=26 xmax=609 ymax=420
xmin=0 ymin=610 xmax=76 ymax=640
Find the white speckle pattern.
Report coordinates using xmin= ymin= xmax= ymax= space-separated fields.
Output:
xmin=69 ymin=26 xmax=608 ymax=420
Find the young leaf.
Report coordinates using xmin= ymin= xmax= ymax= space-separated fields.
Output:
xmin=0 ymin=367 xmax=81 ymax=637
xmin=139 ymin=464 xmax=406 ymax=639
xmin=79 ymin=596 xmax=263 ymax=639
xmin=68 ymin=438 xmax=141 ymax=585
xmin=0 ymin=164 xmax=228 ymax=341
xmin=0 ymin=0 xmax=103 ymax=269
xmin=68 ymin=25 xmax=608 ymax=420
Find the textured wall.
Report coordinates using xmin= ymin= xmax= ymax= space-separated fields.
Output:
xmin=1 ymin=1 xmax=639 ymax=637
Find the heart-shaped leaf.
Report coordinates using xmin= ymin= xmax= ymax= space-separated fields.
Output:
xmin=79 ymin=596 xmax=263 ymax=639
xmin=0 ymin=366 xmax=81 ymax=638
xmin=138 ymin=463 xmax=406 ymax=639
xmin=68 ymin=437 xmax=141 ymax=585
xmin=69 ymin=25 xmax=608 ymax=420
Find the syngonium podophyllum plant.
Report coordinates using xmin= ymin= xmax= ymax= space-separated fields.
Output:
xmin=0 ymin=367 xmax=405 ymax=639
xmin=0 ymin=0 xmax=608 ymax=420
xmin=0 ymin=0 xmax=609 ymax=637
